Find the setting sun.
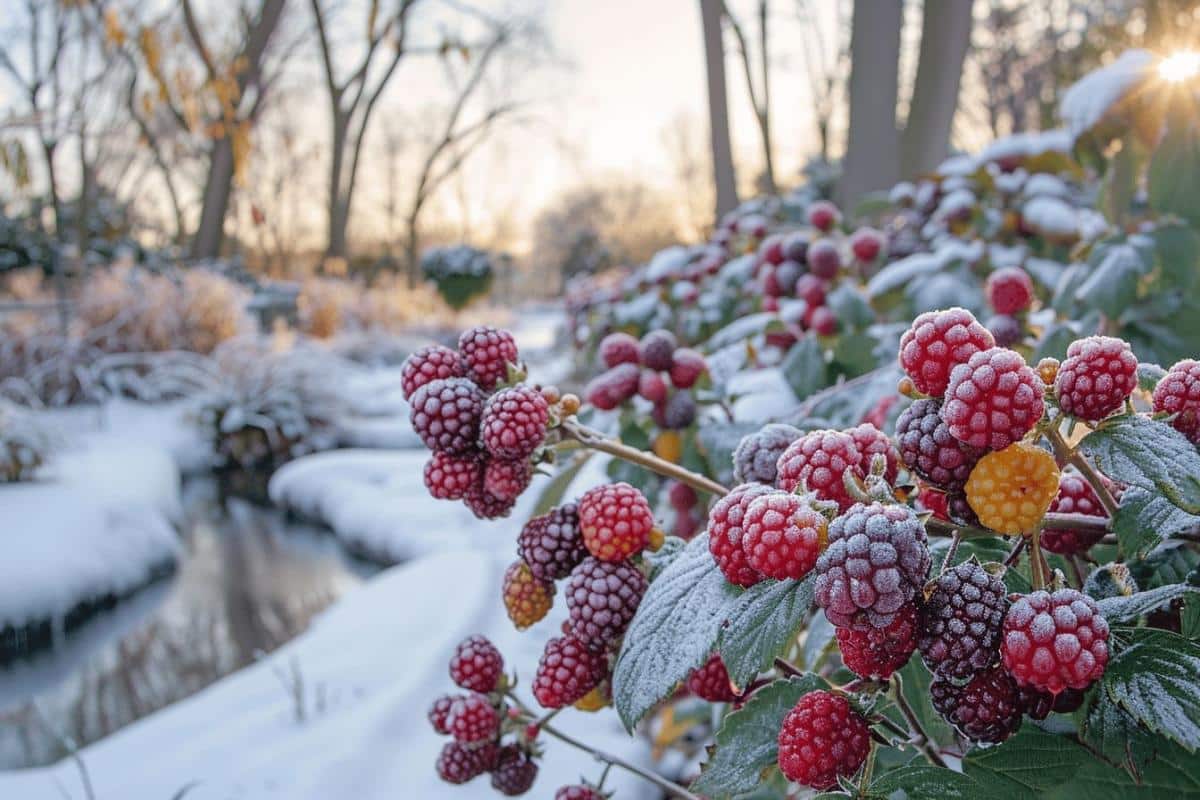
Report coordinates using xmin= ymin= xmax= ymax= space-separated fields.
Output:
xmin=1159 ymin=50 xmax=1200 ymax=82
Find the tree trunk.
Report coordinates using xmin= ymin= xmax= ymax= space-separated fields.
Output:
xmin=699 ymin=0 xmax=739 ymax=219
xmin=756 ymin=0 xmax=776 ymax=194
xmin=837 ymin=0 xmax=903 ymax=209
xmin=41 ymin=139 xmax=61 ymax=237
xmin=325 ymin=111 xmax=350 ymax=262
xmin=191 ymin=136 xmax=235 ymax=260
xmin=900 ymin=0 xmax=974 ymax=177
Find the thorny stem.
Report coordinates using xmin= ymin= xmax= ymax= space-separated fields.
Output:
xmin=559 ymin=418 xmax=729 ymax=497
xmin=773 ymin=657 xmax=805 ymax=678
xmin=1004 ymin=537 xmax=1026 ymax=567
xmin=873 ymin=713 xmax=911 ymax=741
xmin=940 ymin=530 xmax=962 ymax=573
xmin=505 ymin=692 xmax=701 ymax=800
xmin=890 ymin=677 xmax=948 ymax=769
xmin=1044 ymin=417 xmax=1120 ymax=517
xmin=597 ymin=762 xmax=613 ymax=791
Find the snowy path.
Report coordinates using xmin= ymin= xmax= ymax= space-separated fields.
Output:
xmin=0 ymin=550 xmax=655 ymax=799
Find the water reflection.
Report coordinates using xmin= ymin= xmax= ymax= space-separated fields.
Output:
xmin=0 ymin=477 xmax=379 ymax=769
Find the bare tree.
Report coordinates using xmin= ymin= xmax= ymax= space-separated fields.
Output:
xmin=396 ymin=19 xmax=534 ymax=287
xmin=310 ymin=0 xmax=421 ymax=265
xmin=795 ymin=0 xmax=848 ymax=164
xmin=721 ymin=0 xmax=776 ymax=194
xmin=901 ymin=0 xmax=975 ymax=176
xmin=698 ymin=0 xmax=739 ymax=218
xmin=178 ymin=0 xmax=288 ymax=260
xmin=837 ymin=0 xmax=903 ymax=207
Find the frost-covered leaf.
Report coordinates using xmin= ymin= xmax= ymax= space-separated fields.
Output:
xmin=964 ymin=726 xmax=1091 ymax=799
xmin=1149 ymin=117 xmax=1200 ymax=229
xmin=705 ymin=313 xmax=781 ymax=351
xmin=1102 ymin=628 xmax=1200 ymax=751
xmin=696 ymin=422 xmax=760 ymax=489
xmin=1154 ymin=223 xmax=1200 ymax=292
xmin=1098 ymin=583 xmax=1200 ymax=623
xmin=826 ymin=284 xmax=874 ymax=332
xmin=866 ymin=252 xmax=945 ymax=299
xmin=870 ymin=764 xmax=977 ymax=799
xmin=1075 ymin=244 xmax=1143 ymax=318
xmin=612 ymin=534 xmax=733 ymax=729
xmin=718 ymin=575 xmax=815 ymax=689
xmin=832 ymin=331 xmax=882 ymax=378
xmin=692 ymin=674 xmax=827 ymax=798
xmin=781 ymin=335 xmax=828 ymax=400
xmin=801 ymin=610 xmax=837 ymax=670
xmin=1051 ymin=728 xmax=1200 ymax=799
xmin=1080 ymin=688 xmax=1161 ymax=777
xmin=1079 ymin=416 xmax=1200 ymax=514
xmin=897 ymin=658 xmax=957 ymax=746
xmin=644 ymin=536 xmax=686 ymax=581
xmin=1137 ymin=362 xmax=1168 ymax=393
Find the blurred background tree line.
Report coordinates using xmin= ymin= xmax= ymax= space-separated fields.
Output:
xmin=1 ymin=0 xmax=1197 ymax=299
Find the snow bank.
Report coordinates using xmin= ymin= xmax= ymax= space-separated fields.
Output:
xmin=0 ymin=436 xmax=181 ymax=629
xmin=0 ymin=551 xmax=656 ymax=800
xmin=269 ymin=448 xmax=611 ymax=563
xmin=1060 ymin=50 xmax=1154 ymax=140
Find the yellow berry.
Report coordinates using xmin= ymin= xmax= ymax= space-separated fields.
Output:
xmin=648 ymin=527 xmax=666 ymax=551
xmin=964 ymin=443 xmax=1060 ymax=534
xmin=502 ymin=560 xmax=554 ymax=629
xmin=1036 ymin=358 xmax=1060 ymax=386
xmin=653 ymin=430 xmax=683 ymax=463
xmin=560 ymin=394 xmax=581 ymax=415
xmin=573 ymin=685 xmax=610 ymax=712
xmin=898 ymin=376 xmax=917 ymax=398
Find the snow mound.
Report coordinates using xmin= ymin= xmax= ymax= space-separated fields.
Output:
xmin=1061 ymin=50 xmax=1154 ymax=141
xmin=269 ymin=448 xmax=610 ymax=563
xmin=0 ymin=551 xmax=656 ymax=800
xmin=0 ymin=437 xmax=181 ymax=629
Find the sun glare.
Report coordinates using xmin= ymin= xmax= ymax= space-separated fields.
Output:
xmin=1159 ymin=50 xmax=1200 ymax=82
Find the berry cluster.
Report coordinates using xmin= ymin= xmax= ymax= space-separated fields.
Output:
xmin=774 ymin=424 xmax=898 ymax=511
xmin=430 ymin=636 xmax=541 ymax=794
xmin=406 ymin=326 xmax=559 ymax=520
xmin=707 ymin=482 xmax=831 ymax=586
xmin=502 ymin=484 xmax=656 ymax=709
xmin=586 ymin=329 xmax=707 ymax=432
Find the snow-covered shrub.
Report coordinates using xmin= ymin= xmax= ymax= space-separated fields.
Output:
xmin=190 ymin=338 xmax=344 ymax=470
xmin=421 ymin=244 xmax=495 ymax=309
xmin=0 ymin=399 xmax=52 ymax=481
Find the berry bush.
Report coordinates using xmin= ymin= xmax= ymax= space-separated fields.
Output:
xmin=416 ymin=55 xmax=1200 ymax=799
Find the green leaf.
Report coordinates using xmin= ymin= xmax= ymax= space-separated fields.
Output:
xmin=870 ymin=764 xmax=978 ymax=799
xmin=718 ymin=575 xmax=815 ymax=689
xmin=611 ymin=534 xmax=733 ymax=730
xmin=832 ymin=331 xmax=883 ymax=378
xmin=1078 ymin=415 xmax=1200 ymax=514
xmin=1149 ymin=115 xmax=1200 ymax=228
xmin=1075 ymin=244 xmax=1143 ymax=318
xmin=825 ymin=284 xmax=875 ymax=332
xmin=1137 ymin=362 xmax=1168 ymax=393
xmin=963 ymin=726 xmax=1091 ymax=799
xmin=1112 ymin=486 xmax=1200 ymax=556
xmin=1034 ymin=323 xmax=1078 ymax=363
xmin=692 ymin=674 xmax=828 ymax=798
xmin=896 ymin=658 xmax=957 ymax=746
xmin=1153 ymin=223 xmax=1200 ymax=291
xmin=1183 ymin=595 xmax=1200 ymax=640
xmin=1049 ymin=733 xmax=1200 ymax=798
xmin=781 ymin=335 xmax=829 ymax=400
xmin=1098 ymin=583 xmax=1200 ymax=623
xmin=696 ymin=422 xmax=760 ymax=489
xmin=1102 ymin=627 xmax=1200 ymax=751
xmin=1079 ymin=687 xmax=1162 ymax=777
xmin=801 ymin=610 xmax=837 ymax=670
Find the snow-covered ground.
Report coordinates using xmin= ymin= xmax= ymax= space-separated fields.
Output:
xmin=0 ymin=432 xmax=181 ymax=632
xmin=0 ymin=550 xmax=655 ymax=799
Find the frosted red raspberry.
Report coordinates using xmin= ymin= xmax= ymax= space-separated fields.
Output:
xmin=598 ymin=332 xmax=640 ymax=368
xmin=532 ymin=635 xmax=606 ymax=709
xmin=465 ymin=478 xmax=516 ymax=520
xmin=1055 ymin=336 xmax=1137 ymax=422
xmin=986 ymin=266 xmax=1035 ymax=314
xmin=502 ymin=560 xmax=554 ymax=629
xmin=708 ymin=483 xmax=775 ymax=587
xmin=668 ymin=348 xmax=706 ymax=389
xmin=899 ymin=307 xmax=995 ymax=397
xmin=446 ymin=692 xmax=500 ymax=744
xmin=637 ymin=370 xmax=667 ymax=403
xmin=490 ymin=746 xmax=537 ymax=796
xmin=806 ymin=239 xmax=841 ymax=279
xmin=428 ymin=693 xmax=461 ymax=734
xmin=777 ymin=690 xmax=869 ymax=789
xmin=449 ymin=635 xmax=503 ymax=693
xmin=686 ymin=653 xmax=738 ymax=702
xmin=1153 ymin=359 xmax=1200 ymax=443
xmin=424 ymin=450 xmax=483 ymax=500
xmin=1002 ymin=589 xmax=1110 ymax=693
xmin=436 ymin=741 xmax=496 ymax=784
xmin=483 ymin=458 xmax=532 ymax=502
xmin=578 ymin=482 xmax=654 ymax=561
xmin=458 ymin=325 xmax=518 ymax=390
xmin=564 ymin=557 xmax=647 ymax=649
xmin=850 ymin=227 xmax=885 ymax=262
xmin=584 ymin=363 xmax=640 ymax=411
xmin=639 ymin=330 xmax=678 ymax=371
xmin=807 ymin=200 xmax=842 ymax=233
xmin=941 ymin=347 xmax=1045 ymax=450
xmin=481 ymin=385 xmax=549 ymax=460
xmin=847 ymin=422 xmax=899 ymax=483
xmin=836 ymin=601 xmax=918 ymax=679
xmin=775 ymin=429 xmax=864 ymax=512
xmin=1041 ymin=470 xmax=1108 ymax=554
xmin=410 ymin=377 xmax=485 ymax=455
xmin=895 ymin=399 xmax=984 ymax=491
xmin=401 ymin=344 xmax=465 ymax=399
xmin=555 ymin=785 xmax=604 ymax=800
xmin=741 ymin=492 xmax=828 ymax=580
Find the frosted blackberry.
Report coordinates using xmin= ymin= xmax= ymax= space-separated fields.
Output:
xmin=815 ymin=502 xmax=931 ymax=629
xmin=733 ymin=424 xmax=803 ymax=484
xmin=564 ymin=557 xmax=647 ymax=649
xmin=895 ymin=399 xmax=984 ymax=491
xmin=410 ymin=377 xmax=485 ymax=454
xmin=930 ymin=665 xmax=1023 ymax=744
xmin=517 ymin=503 xmax=586 ymax=582
xmin=918 ymin=559 xmax=1007 ymax=679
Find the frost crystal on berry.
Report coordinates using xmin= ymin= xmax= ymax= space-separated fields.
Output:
xmin=1002 ymin=588 xmax=1109 ymax=693
xmin=708 ymin=483 xmax=776 ymax=587
xmin=775 ymin=429 xmax=864 ymax=512
xmin=733 ymin=423 xmax=802 ymax=484
xmin=899 ymin=307 xmax=995 ymax=397
xmin=941 ymin=347 xmax=1045 ymax=450
xmin=1055 ymin=336 xmax=1137 ymax=422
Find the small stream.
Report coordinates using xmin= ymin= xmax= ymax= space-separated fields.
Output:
xmin=0 ymin=476 xmax=382 ymax=770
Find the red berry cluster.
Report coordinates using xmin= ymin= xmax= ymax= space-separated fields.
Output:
xmin=500 ymin=485 xmax=656 ymax=708
xmin=774 ymin=424 xmax=898 ymax=512
xmin=586 ymin=329 xmax=706 ymax=430
xmin=707 ymin=482 xmax=830 ymax=586
xmin=984 ymin=266 xmax=1035 ymax=347
xmin=406 ymin=326 xmax=553 ymax=520
xmin=431 ymin=635 xmax=541 ymax=794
